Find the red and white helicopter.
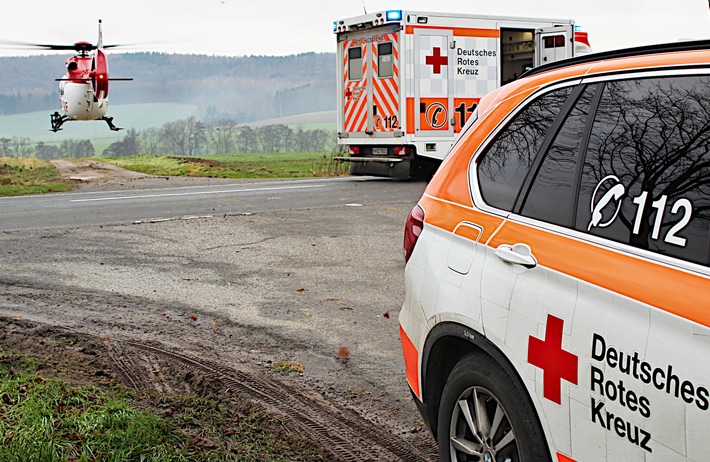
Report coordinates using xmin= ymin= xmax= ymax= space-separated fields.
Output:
xmin=26 ymin=20 xmax=132 ymax=131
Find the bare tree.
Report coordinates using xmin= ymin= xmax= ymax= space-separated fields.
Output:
xmin=35 ymin=142 xmax=60 ymax=160
xmin=160 ymin=117 xmax=207 ymax=156
xmin=103 ymin=129 xmax=141 ymax=157
xmin=207 ymin=120 xmax=238 ymax=155
xmin=0 ymin=138 xmax=11 ymax=157
xmin=11 ymin=137 xmax=34 ymax=158
xmin=59 ymin=139 xmax=95 ymax=159
xmin=236 ymin=126 xmax=256 ymax=153
xmin=140 ymin=128 xmax=164 ymax=156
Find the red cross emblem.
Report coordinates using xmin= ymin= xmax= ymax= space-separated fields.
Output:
xmin=425 ymin=47 xmax=448 ymax=74
xmin=345 ymin=88 xmax=353 ymax=101
xmin=528 ymin=314 xmax=578 ymax=405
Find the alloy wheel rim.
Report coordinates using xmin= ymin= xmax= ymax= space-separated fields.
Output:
xmin=449 ymin=386 xmax=519 ymax=462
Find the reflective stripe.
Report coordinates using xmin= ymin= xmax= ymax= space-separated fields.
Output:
xmin=372 ymin=33 xmax=400 ymax=132
xmin=400 ymin=323 xmax=420 ymax=398
xmin=489 ymin=220 xmax=710 ymax=328
xmin=405 ymin=25 xmax=500 ymax=38
xmin=418 ymin=194 xmax=710 ymax=328
xmin=343 ymin=40 xmax=369 ymax=133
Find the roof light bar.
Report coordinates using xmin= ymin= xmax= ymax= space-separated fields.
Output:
xmin=386 ymin=10 xmax=402 ymax=21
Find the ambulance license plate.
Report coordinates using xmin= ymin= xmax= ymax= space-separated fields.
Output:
xmin=372 ymin=147 xmax=388 ymax=155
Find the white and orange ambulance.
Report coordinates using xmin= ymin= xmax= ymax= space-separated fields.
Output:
xmin=334 ymin=10 xmax=591 ymax=179
xmin=399 ymin=40 xmax=710 ymax=461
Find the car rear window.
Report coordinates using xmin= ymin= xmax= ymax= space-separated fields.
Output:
xmin=575 ymin=75 xmax=710 ymax=266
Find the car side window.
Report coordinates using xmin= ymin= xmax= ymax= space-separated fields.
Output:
xmin=477 ymin=86 xmax=573 ymax=211
xmin=576 ymin=76 xmax=710 ymax=266
xmin=520 ymin=84 xmax=597 ymax=227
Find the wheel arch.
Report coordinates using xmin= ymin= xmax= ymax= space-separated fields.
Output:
xmin=420 ymin=321 xmax=543 ymax=443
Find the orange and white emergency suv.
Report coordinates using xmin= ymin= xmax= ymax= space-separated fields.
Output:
xmin=334 ymin=10 xmax=591 ymax=179
xmin=399 ymin=40 xmax=710 ymax=461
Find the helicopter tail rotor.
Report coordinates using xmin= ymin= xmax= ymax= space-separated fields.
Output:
xmin=91 ymin=49 xmax=109 ymax=100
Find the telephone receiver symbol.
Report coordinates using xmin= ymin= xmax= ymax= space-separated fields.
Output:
xmin=432 ymin=107 xmax=443 ymax=125
xmin=588 ymin=184 xmax=625 ymax=231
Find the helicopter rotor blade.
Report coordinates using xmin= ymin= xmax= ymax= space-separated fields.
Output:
xmin=0 ymin=40 xmax=80 ymax=51
xmin=55 ymin=77 xmax=133 ymax=82
xmin=0 ymin=40 xmax=132 ymax=52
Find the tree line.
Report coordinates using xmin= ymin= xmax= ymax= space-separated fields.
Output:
xmin=0 ymin=117 xmax=337 ymax=160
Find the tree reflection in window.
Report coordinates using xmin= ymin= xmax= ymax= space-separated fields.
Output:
xmin=521 ymin=85 xmax=596 ymax=227
xmin=577 ymin=76 xmax=710 ymax=265
xmin=477 ymin=87 xmax=572 ymax=211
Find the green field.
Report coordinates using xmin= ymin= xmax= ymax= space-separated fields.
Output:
xmin=101 ymin=152 xmax=348 ymax=178
xmin=0 ymin=103 xmax=199 ymax=148
xmin=0 ymin=153 xmax=348 ymax=197
xmin=248 ymin=110 xmax=336 ymax=131
xmin=0 ymin=108 xmax=336 ymax=149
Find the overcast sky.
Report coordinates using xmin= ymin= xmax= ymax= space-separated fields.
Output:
xmin=1 ymin=0 xmax=708 ymax=57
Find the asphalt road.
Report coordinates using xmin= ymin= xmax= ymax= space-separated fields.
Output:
xmin=0 ymin=175 xmax=435 ymax=454
xmin=0 ymin=177 xmax=425 ymax=231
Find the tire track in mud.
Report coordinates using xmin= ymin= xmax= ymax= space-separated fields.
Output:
xmin=111 ymin=340 xmax=437 ymax=462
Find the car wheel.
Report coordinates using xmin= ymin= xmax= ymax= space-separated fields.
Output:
xmin=437 ymin=353 xmax=550 ymax=462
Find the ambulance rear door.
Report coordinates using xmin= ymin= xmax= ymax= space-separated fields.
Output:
xmin=450 ymin=29 xmax=499 ymax=134
xmin=534 ymin=25 xmax=574 ymax=66
xmin=340 ymin=25 xmax=401 ymax=139
xmin=414 ymin=27 xmax=454 ymax=138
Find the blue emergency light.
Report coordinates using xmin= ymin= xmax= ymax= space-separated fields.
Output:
xmin=386 ymin=10 xmax=403 ymax=21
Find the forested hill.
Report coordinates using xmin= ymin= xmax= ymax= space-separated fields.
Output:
xmin=0 ymin=52 xmax=336 ymax=122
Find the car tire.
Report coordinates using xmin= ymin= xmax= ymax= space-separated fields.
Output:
xmin=437 ymin=353 xmax=551 ymax=462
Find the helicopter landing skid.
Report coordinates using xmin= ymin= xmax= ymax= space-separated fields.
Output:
xmin=50 ymin=112 xmax=69 ymax=132
xmin=49 ymin=112 xmax=123 ymax=132
xmin=102 ymin=116 xmax=123 ymax=131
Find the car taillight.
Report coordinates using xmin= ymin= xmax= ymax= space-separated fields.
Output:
xmin=348 ymin=146 xmax=360 ymax=155
xmin=393 ymin=146 xmax=409 ymax=156
xmin=404 ymin=204 xmax=424 ymax=263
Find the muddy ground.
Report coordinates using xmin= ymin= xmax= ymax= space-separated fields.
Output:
xmin=0 ymin=163 xmax=437 ymax=461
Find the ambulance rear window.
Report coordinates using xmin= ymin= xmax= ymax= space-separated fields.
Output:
xmin=378 ymin=42 xmax=394 ymax=78
xmin=348 ymin=47 xmax=363 ymax=81
xmin=544 ymin=35 xmax=566 ymax=49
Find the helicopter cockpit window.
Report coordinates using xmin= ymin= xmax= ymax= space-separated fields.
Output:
xmin=67 ymin=61 xmax=78 ymax=71
xmin=59 ymin=80 xmax=66 ymax=96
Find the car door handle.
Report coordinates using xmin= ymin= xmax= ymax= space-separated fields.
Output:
xmin=495 ymin=243 xmax=537 ymax=269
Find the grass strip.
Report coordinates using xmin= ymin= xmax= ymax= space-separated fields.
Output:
xmin=0 ymin=352 xmax=323 ymax=461
xmin=0 ymin=158 xmax=74 ymax=197
xmin=99 ymin=152 xmax=348 ymax=179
